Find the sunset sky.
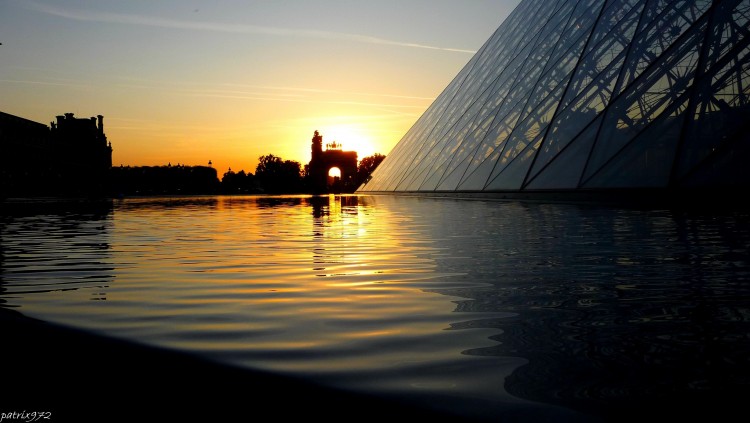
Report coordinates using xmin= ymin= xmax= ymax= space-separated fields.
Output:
xmin=1 ymin=0 xmax=520 ymax=176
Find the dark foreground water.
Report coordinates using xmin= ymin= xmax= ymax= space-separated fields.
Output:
xmin=2 ymin=194 xmax=749 ymax=421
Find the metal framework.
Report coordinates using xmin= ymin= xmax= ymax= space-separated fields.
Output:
xmin=358 ymin=0 xmax=750 ymax=194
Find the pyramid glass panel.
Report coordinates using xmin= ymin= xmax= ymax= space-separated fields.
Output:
xmin=433 ymin=113 xmax=497 ymax=190
xmin=584 ymin=95 xmax=690 ymax=187
xmin=614 ymin=1 xmax=713 ymax=96
xmin=585 ymin=19 xmax=706 ymax=182
xmin=486 ymin=80 xmax=568 ymax=185
xmin=525 ymin=114 xmax=604 ymax=189
xmin=437 ymin=153 xmax=474 ymax=191
xmin=357 ymin=0 xmax=750 ymax=195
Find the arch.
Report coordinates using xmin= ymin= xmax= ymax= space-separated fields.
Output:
xmin=308 ymin=131 xmax=358 ymax=194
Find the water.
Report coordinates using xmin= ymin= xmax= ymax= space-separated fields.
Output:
xmin=2 ymin=194 xmax=750 ymax=421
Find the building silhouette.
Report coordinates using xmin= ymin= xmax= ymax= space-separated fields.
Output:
xmin=1 ymin=111 xmax=113 ymax=197
xmin=308 ymin=130 xmax=358 ymax=193
xmin=358 ymin=0 xmax=750 ymax=202
xmin=109 ymin=164 xmax=219 ymax=196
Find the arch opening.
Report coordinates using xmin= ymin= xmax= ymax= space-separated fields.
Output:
xmin=327 ymin=167 xmax=343 ymax=192
xmin=328 ymin=167 xmax=341 ymax=178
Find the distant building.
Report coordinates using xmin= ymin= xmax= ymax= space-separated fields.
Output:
xmin=0 ymin=111 xmax=113 ymax=198
xmin=307 ymin=130 xmax=358 ymax=193
xmin=109 ymin=164 xmax=219 ymax=196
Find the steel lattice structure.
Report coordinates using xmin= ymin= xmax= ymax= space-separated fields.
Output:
xmin=358 ymin=0 xmax=750 ymax=194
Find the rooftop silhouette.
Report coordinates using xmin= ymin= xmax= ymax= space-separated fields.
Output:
xmin=1 ymin=111 xmax=112 ymax=198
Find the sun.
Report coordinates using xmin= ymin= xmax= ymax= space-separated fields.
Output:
xmin=328 ymin=167 xmax=341 ymax=178
xmin=322 ymin=124 xmax=376 ymax=160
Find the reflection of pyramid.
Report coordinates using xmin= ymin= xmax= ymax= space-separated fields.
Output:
xmin=358 ymin=0 xmax=750 ymax=195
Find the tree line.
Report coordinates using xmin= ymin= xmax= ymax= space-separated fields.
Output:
xmin=110 ymin=153 xmax=385 ymax=196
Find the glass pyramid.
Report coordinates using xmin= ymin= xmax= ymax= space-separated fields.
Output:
xmin=357 ymin=0 xmax=750 ymax=194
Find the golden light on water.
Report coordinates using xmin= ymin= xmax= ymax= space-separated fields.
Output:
xmin=6 ymin=191 xmax=750 ymax=419
xmin=3 ymin=194 xmax=512 ymax=405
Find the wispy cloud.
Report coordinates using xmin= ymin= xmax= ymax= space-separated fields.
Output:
xmin=186 ymin=92 xmax=427 ymax=110
xmin=1 ymin=73 xmax=434 ymax=111
xmin=211 ymin=83 xmax=436 ymax=101
xmin=23 ymin=1 xmax=476 ymax=54
xmin=0 ymin=78 xmax=91 ymax=89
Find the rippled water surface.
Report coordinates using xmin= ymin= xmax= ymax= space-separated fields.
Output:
xmin=2 ymin=195 xmax=750 ymax=421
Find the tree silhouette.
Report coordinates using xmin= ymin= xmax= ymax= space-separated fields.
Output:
xmin=255 ymin=154 xmax=304 ymax=193
xmin=221 ymin=168 xmax=259 ymax=194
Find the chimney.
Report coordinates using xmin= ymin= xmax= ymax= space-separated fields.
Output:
xmin=97 ymin=115 xmax=104 ymax=135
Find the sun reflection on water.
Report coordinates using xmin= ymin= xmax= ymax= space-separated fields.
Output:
xmin=4 ymin=195 xmax=750 ymax=421
xmin=0 ymin=195 xmax=506 ymax=398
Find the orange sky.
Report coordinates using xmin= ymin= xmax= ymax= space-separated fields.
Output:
xmin=1 ymin=0 xmax=520 ymax=176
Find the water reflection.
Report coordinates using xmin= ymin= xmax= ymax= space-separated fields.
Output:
xmin=419 ymin=202 xmax=750 ymax=419
xmin=1 ymin=196 xmax=749 ymax=421
xmin=114 ymin=196 xmax=218 ymax=211
xmin=0 ymin=200 xmax=114 ymax=307
xmin=309 ymin=195 xmax=363 ymax=277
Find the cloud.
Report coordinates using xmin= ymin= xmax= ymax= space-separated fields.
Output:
xmin=23 ymin=1 xmax=477 ymax=54
xmin=0 ymin=78 xmax=90 ymax=89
